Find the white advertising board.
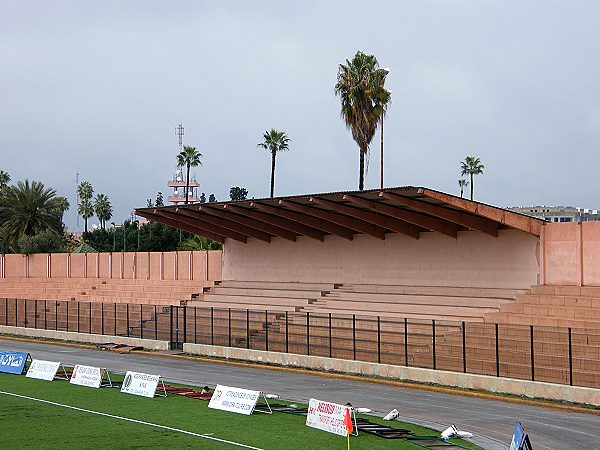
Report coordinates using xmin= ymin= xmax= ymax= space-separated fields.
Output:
xmin=208 ymin=384 xmax=260 ymax=415
xmin=26 ymin=359 xmax=61 ymax=381
xmin=120 ymin=371 xmax=160 ymax=398
xmin=306 ymin=398 xmax=350 ymax=437
xmin=70 ymin=364 xmax=104 ymax=388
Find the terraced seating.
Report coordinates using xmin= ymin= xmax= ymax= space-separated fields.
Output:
xmin=484 ymin=285 xmax=600 ymax=329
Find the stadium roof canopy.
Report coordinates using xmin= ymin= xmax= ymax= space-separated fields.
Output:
xmin=135 ymin=186 xmax=543 ymax=244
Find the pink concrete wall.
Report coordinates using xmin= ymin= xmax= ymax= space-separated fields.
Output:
xmin=222 ymin=230 xmax=539 ymax=289
xmin=542 ymin=222 xmax=600 ymax=286
xmin=0 ymin=250 xmax=221 ymax=282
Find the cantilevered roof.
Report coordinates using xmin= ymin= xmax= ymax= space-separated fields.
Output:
xmin=135 ymin=186 xmax=543 ymax=244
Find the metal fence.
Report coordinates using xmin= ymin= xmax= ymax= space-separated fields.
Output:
xmin=1 ymin=298 xmax=600 ymax=389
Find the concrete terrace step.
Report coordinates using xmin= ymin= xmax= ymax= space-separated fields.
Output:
xmin=201 ymin=294 xmax=314 ymax=307
xmin=209 ymin=287 xmax=326 ymax=299
xmin=218 ymin=280 xmax=338 ymax=291
xmin=530 ymin=285 xmax=600 ymax=297
xmin=484 ymin=312 xmax=600 ymax=329
xmin=325 ymin=292 xmax=510 ymax=308
xmin=346 ymin=284 xmax=527 ymax=299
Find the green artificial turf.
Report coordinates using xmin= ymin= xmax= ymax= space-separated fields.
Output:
xmin=0 ymin=372 xmax=482 ymax=449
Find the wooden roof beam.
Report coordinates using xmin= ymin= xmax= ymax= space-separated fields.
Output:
xmin=252 ymin=202 xmax=354 ymax=240
xmin=196 ymin=205 xmax=297 ymax=242
xmin=279 ymin=200 xmax=387 ymax=240
xmin=177 ymin=208 xmax=270 ymax=243
xmin=138 ymin=210 xmax=225 ymax=243
xmin=379 ymin=192 xmax=498 ymax=237
xmin=225 ymin=204 xmax=325 ymax=242
xmin=343 ymin=195 xmax=458 ymax=238
xmin=309 ymin=197 xmax=420 ymax=240
xmin=418 ymin=188 xmax=542 ymax=236
xmin=156 ymin=209 xmax=247 ymax=243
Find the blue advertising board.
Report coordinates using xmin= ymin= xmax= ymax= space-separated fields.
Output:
xmin=0 ymin=351 xmax=31 ymax=375
xmin=510 ymin=421 xmax=532 ymax=450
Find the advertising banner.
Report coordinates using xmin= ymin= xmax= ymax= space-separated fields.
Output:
xmin=208 ymin=384 xmax=260 ymax=415
xmin=26 ymin=359 xmax=61 ymax=381
xmin=0 ymin=351 xmax=30 ymax=375
xmin=70 ymin=364 xmax=104 ymax=388
xmin=120 ymin=371 xmax=160 ymax=398
xmin=306 ymin=398 xmax=351 ymax=437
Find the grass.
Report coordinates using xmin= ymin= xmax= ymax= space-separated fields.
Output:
xmin=0 ymin=371 xmax=481 ymax=449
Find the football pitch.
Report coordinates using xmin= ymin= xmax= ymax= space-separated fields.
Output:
xmin=0 ymin=371 xmax=482 ymax=449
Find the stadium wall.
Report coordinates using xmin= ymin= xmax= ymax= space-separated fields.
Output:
xmin=0 ymin=250 xmax=222 ymax=282
xmin=222 ymin=229 xmax=540 ymax=288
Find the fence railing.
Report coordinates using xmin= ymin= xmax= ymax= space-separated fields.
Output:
xmin=1 ymin=298 xmax=599 ymax=389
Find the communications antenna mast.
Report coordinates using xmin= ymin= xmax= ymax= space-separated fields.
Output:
xmin=176 ymin=123 xmax=184 ymax=150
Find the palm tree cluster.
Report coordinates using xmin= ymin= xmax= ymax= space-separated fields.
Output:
xmin=0 ymin=170 xmax=10 ymax=189
xmin=0 ymin=179 xmax=69 ymax=250
xmin=460 ymin=156 xmax=485 ymax=200
xmin=77 ymin=181 xmax=113 ymax=231
xmin=335 ymin=51 xmax=391 ymax=190
xmin=176 ymin=146 xmax=202 ymax=204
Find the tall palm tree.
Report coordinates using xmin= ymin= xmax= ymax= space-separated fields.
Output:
xmin=176 ymin=146 xmax=202 ymax=204
xmin=0 ymin=180 xmax=65 ymax=247
xmin=460 ymin=156 xmax=485 ymax=200
xmin=458 ymin=179 xmax=469 ymax=199
xmin=94 ymin=193 xmax=113 ymax=230
xmin=78 ymin=199 xmax=94 ymax=232
xmin=257 ymin=129 xmax=290 ymax=198
xmin=0 ymin=170 xmax=10 ymax=189
xmin=335 ymin=51 xmax=391 ymax=190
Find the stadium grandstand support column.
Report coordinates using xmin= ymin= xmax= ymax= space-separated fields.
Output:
xmin=136 ymin=186 xmax=543 ymax=288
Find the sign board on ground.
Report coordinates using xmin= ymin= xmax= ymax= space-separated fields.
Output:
xmin=208 ymin=384 xmax=260 ymax=415
xmin=26 ymin=359 xmax=61 ymax=381
xmin=509 ymin=421 xmax=532 ymax=450
xmin=121 ymin=371 xmax=160 ymax=398
xmin=306 ymin=398 xmax=350 ymax=437
xmin=0 ymin=351 xmax=30 ymax=375
xmin=70 ymin=364 xmax=104 ymax=388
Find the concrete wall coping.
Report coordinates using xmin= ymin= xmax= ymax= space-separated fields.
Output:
xmin=184 ymin=343 xmax=600 ymax=406
xmin=0 ymin=325 xmax=169 ymax=351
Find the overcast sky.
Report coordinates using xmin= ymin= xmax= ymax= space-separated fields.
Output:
xmin=1 ymin=1 xmax=599 ymax=230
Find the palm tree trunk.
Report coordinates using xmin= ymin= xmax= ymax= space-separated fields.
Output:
xmin=359 ymin=147 xmax=365 ymax=191
xmin=84 ymin=217 xmax=88 ymax=233
xmin=185 ymin=163 xmax=190 ymax=204
xmin=470 ymin=173 xmax=474 ymax=200
xmin=460 ymin=186 xmax=463 ymax=198
xmin=270 ymin=150 xmax=276 ymax=198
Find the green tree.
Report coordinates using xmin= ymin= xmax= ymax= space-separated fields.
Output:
xmin=0 ymin=170 xmax=10 ymax=189
xmin=460 ymin=156 xmax=485 ymax=200
xmin=0 ymin=180 xmax=66 ymax=248
xmin=155 ymin=191 xmax=164 ymax=207
xmin=230 ymin=186 xmax=248 ymax=201
xmin=335 ymin=51 xmax=391 ymax=190
xmin=176 ymin=146 xmax=202 ymax=204
xmin=458 ymin=179 xmax=469 ymax=199
xmin=199 ymin=193 xmax=206 ymax=203
xmin=178 ymin=235 xmax=222 ymax=251
xmin=257 ymin=129 xmax=290 ymax=198
xmin=208 ymin=194 xmax=217 ymax=203
xmin=18 ymin=229 xmax=66 ymax=254
xmin=93 ymin=193 xmax=113 ymax=230
xmin=77 ymin=181 xmax=94 ymax=231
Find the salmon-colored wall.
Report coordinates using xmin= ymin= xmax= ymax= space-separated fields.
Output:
xmin=50 ymin=254 xmax=67 ymax=278
xmin=192 ymin=251 xmax=207 ymax=282
xmin=71 ymin=254 xmax=86 ymax=278
xmin=542 ymin=222 xmax=600 ymax=286
xmin=223 ymin=230 xmax=539 ymax=289
xmin=28 ymin=254 xmax=47 ymax=278
xmin=5 ymin=254 xmax=25 ymax=277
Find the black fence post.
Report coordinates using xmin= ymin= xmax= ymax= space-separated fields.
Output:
xmin=530 ymin=325 xmax=535 ymax=382
xmin=5 ymin=298 xmax=8 ymax=326
xmin=77 ymin=302 xmax=80 ymax=333
xmin=495 ymin=323 xmax=500 ymax=377
xmin=183 ymin=306 xmax=187 ymax=344
xmin=56 ymin=301 xmax=59 ymax=331
xmin=175 ymin=306 xmax=179 ymax=346
xmin=169 ymin=306 xmax=173 ymax=348
xmin=126 ymin=303 xmax=129 ymax=337
xmin=210 ymin=307 xmax=214 ymax=346
xmin=246 ymin=309 xmax=250 ymax=349
xmin=265 ymin=310 xmax=269 ymax=352
xmin=101 ymin=303 xmax=104 ymax=335
xmin=377 ymin=316 xmax=381 ymax=364
xmin=89 ymin=302 xmax=92 ymax=334
xmin=462 ymin=321 xmax=467 ymax=373
xmin=285 ymin=311 xmax=289 ymax=353
xmin=65 ymin=301 xmax=68 ymax=332
xmin=306 ymin=312 xmax=310 ymax=356
xmin=24 ymin=299 xmax=27 ymax=328
xmin=404 ymin=318 xmax=408 ymax=367
xmin=328 ymin=313 xmax=332 ymax=358
xmin=34 ymin=300 xmax=38 ymax=329
xmin=194 ymin=306 xmax=197 ymax=344
xmin=568 ymin=327 xmax=573 ymax=386
xmin=154 ymin=305 xmax=157 ymax=340
xmin=140 ymin=304 xmax=144 ymax=340
xmin=352 ymin=314 xmax=356 ymax=361
xmin=228 ymin=308 xmax=232 ymax=347
xmin=432 ymin=319 xmax=436 ymax=370
xmin=113 ymin=302 xmax=117 ymax=336
xmin=15 ymin=298 xmax=18 ymax=327
xmin=44 ymin=300 xmax=47 ymax=330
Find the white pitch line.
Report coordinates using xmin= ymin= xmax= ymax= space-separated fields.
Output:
xmin=0 ymin=390 xmax=263 ymax=450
